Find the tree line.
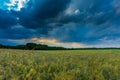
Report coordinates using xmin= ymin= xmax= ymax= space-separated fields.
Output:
xmin=0 ymin=43 xmax=119 ymax=50
xmin=0 ymin=43 xmax=66 ymax=50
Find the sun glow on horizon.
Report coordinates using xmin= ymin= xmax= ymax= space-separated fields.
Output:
xmin=31 ymin=38 xmax=88 ymax=48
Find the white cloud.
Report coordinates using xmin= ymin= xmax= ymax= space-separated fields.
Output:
xmin=5 ymin=0 xmax=29 ymax=11
xmin=74 ymin=9 xmax=80 ymax=15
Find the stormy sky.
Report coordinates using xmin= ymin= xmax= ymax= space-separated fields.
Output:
xmin=0 ymin=0 xmax=120 ymax=48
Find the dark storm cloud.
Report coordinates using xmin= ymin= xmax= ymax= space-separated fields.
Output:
xmin=45 ymin=0 xmax=120 ymax=46
xmin=1 ymin=0 xmax=120 ymax=47
xmin=44 ymin=0 xmax=120 ymax=44
xmin=56 ymin=0 xmax=116 ymax=26
xmin=0 ymin=0 xmax=71 ymax=39
xmin=17 ymin=0 xmax=71 ymax=29
xmin=0 ymin=9 xmax=17 ymax=29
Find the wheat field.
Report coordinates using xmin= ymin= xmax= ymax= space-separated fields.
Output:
xmin=0 ymin=49 xmax=120 ymax=80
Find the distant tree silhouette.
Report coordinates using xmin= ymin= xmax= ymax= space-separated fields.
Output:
xmin=25 ymin=43 xmax=66 ymax=50
xmin=26 ymin=43 xmax=37 ymax=50
xmin=0 ymin=44 xmax=3 ymax=48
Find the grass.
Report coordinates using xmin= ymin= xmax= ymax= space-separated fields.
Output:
xmin=0 ymin=49 xmax=120 ymax=80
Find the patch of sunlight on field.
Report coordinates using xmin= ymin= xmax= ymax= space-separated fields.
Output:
xmin=0 ymin=49 xmax=120 ymax=80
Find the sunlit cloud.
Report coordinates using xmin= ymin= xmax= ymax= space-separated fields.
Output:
xmin=32 ymin=38 xmax=58 ymax=44
xmin=5 ymin=0 xmax=29 ymax=11
xmin=32 ymin=38 xmax=89 ymax=48
xmin=3 ymin=38 xmax=89 ymax=48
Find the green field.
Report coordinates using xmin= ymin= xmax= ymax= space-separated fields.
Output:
xmin=0 ymin=49 xmax=120 ymax=80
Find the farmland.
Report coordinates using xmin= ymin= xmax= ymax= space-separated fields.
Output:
xmin=0 ymin=49 xmax=120 ymax=80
